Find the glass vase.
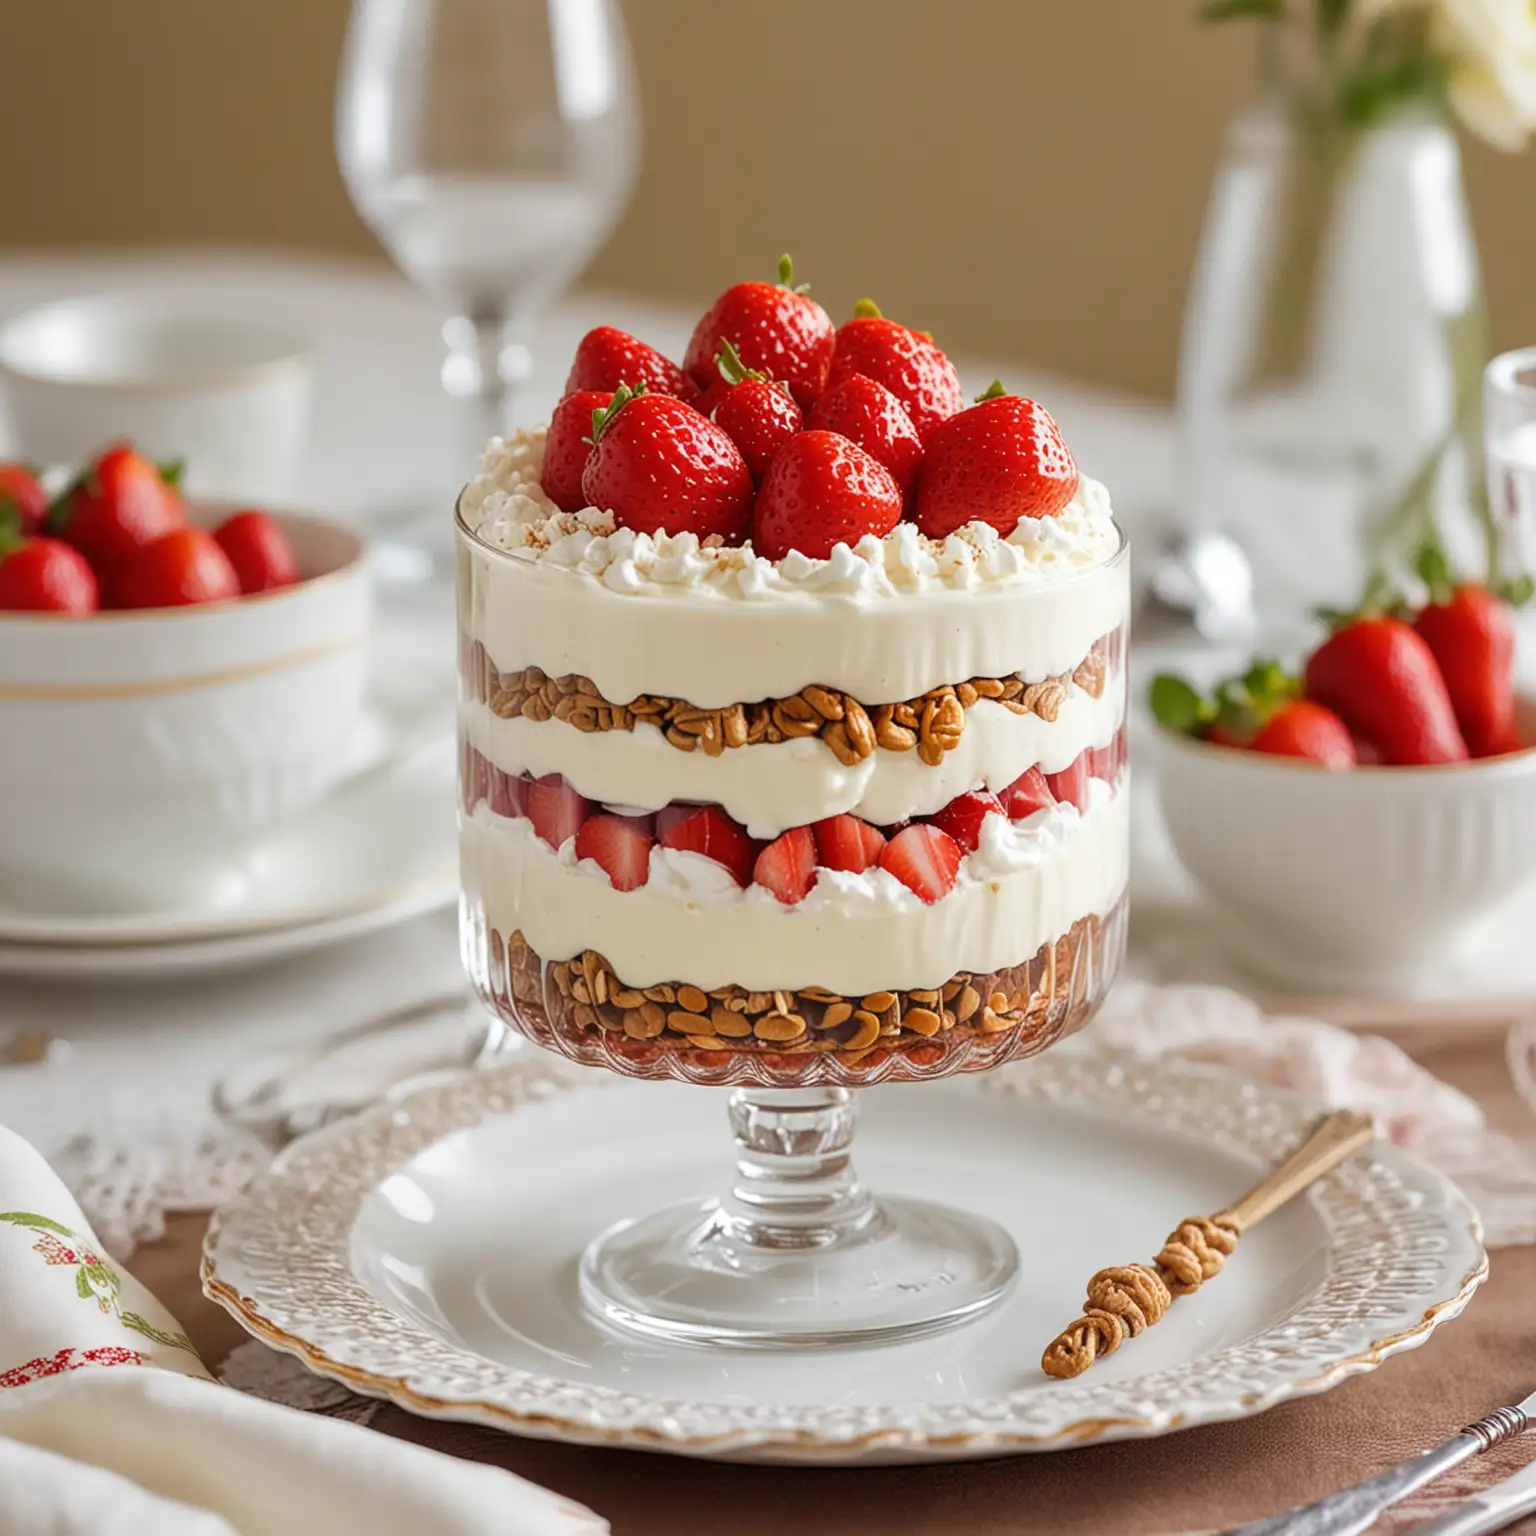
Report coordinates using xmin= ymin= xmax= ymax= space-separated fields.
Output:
xmin=1177 ymin=99 xmax=1487 ymax=630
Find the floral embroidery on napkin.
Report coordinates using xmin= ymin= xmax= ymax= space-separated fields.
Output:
xmin=0 ymin=1211 xmax=197 ymax=1356
xmin=0 ymin=1345 xmax=145 ymax=1389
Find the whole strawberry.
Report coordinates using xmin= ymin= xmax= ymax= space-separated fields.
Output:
xmin=1248 ymin=700 xmax=1357 ymax=767
xmin=752 ymin=430 xmax=902 ymax=562
xmin=0 ymin=538 xmax=99 ymax=613
xmin=565 ymin=326 xmax=696 ymax=401
xmin=915 ymin=384 xmax=1079 ymax=539
xmin=51 ymin=443 xmax=185 ymax=577
xmin=581 ymin=384 xmax=753 ymax=543
xmin=213 ymin=510 xmax=300 ymax=594
xmin=1410 ymin=549 xmax=1522 ymax=758
xmin=115 ymin=527 xmax=241 ymax=609
xmin=707 ymin=340 xmax=802 ymax=481
xmin=0 ymin=464 xmax=48 ymax=537
xmin=684 ymin=254 xmax=835 ymax=409
xmin=1304 ymin=616 xmax=1468 ymax=765
xmin=542 ymin=388 xmax=612 ymax=511
xmin=806 ymin=373 xmax=924 ymax=499
xmin=824 ymin=300 xmax=965 ymax=442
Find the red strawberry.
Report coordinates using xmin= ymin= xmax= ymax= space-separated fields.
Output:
xmin=114 ymin=528 xmax=240 ymax=609
xmin=462 ymin=744 xmax=492 ymax=812
xmin=51 ymin=444 xmax=185 ymax=576
xmin=526 ymin=774 xmax=592 ymax=849
xmin=684 ymin=255 xmax=835 ymax=409
xmin=581 ymin=386 xmax=753 ymax=544
xmin=1304 ymin=617 xmax=1467 ymax=765
xmin=806 ymin=373 xmax=924 ymax=499
xmin=926 ymin=789 xmax=1003 ymax=852
xmin=657 ymin=804 xmax=757 ymax=885
xmin=706 ymin=341 xmax=803 ymax=481
xmin=542 ymin=389 xmax=612 ymax=512
xmin=575 ymin=813 xmax=655 ymax=892
xmin=753 ymin=825 xmax=817 ymax=905
xmin=488 ymin=768 xmax=529 ymax=819
xmin=824 ymin=301 xmax=965 ymax=442
xmin=565 ymin=326 xmax=696 ymax=401
xmin=0 ymin=538 xmax=99 ymax=613
xmin=0 ymin=464 xmax=48 ymax=537
xmin=914 ymin=385 xmax=1079 ymax=540
xmin=1412 ymin=581 xmax=1520 ymax=758
xmin=751 ymin=431 xmax=902 ymax=562
xmin=1045 ymin=752 xmax=1091 ymax=812
xmin=812 ymin=813 xmax=886 ymax=872
xmin=213 ymin=510 xmax=300 ymax=595
xmin=998 ymin=766 xmax=1056 ymax=819
xmin=878 ymin=824 xmax=963 ymax=904
xmin=1247 ymin=700 xmax=1357 ymax=767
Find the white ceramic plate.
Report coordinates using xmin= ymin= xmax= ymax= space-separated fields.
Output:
xmin=202 ymin=1048 xmax=1485 ymax=1465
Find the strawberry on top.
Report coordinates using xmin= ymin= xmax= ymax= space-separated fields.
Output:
xmin=824 ymin=299 xmax=965 ymax=442
xmin=684 ymin=255 xmax=835 ymax=410
xmin=705 ymin=340 xmax=804 ymax=482
xmin=751 ymin=431 xmax=903 ymax=562
xmin=566 ymin=326 xmax=697 ymax=402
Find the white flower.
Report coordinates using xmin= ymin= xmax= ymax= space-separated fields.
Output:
xmin=1431 ymin=0 xmax=1536 ymax=150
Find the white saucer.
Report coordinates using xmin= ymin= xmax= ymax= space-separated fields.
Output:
xmin=203 ymin=1048 xmax=1484 ymax=1465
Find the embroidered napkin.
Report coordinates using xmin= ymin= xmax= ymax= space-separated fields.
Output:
xmin=0 ymin=1122 xmax=606 ymax=1536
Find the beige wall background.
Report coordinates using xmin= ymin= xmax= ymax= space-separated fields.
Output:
xmin=1 ymin=0 xmax=1532 ymax=399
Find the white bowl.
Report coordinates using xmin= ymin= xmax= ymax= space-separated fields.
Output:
xmin=0 ymin=511 xmax=372 ymax=916
xmin=1154 ymin=705 xmax=1536 ymax=992
xmin=0 ymin=297 xmax=314 ymax=502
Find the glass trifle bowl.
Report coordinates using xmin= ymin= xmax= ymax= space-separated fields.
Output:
xmin=456 ymin=431 xmax=1130 ymax=1348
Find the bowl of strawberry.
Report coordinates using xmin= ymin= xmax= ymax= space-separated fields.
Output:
xmin=1150 ymin=556 xmax=1536 ymax=990
xmin=0 ymin=442 xmax=372 ymax=914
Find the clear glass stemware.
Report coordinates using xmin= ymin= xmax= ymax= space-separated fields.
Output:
xmin=335 ymin=0 xmax=638 ymax=473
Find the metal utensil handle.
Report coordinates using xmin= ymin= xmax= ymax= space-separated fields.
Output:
xmin=1228 ymin=1408 xmax=1529 ymax=1536
xmin=1226 ymin=1435 xmax=1482 ymax=1536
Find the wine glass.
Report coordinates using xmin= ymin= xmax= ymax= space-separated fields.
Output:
xmin=335 ymin=0 xmax=638 ymax=480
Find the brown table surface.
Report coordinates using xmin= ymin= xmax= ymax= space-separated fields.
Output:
xmin=131 ymin=1020 xmax=1536 ymax=1536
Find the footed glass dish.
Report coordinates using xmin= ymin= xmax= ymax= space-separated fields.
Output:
xmin=455 ymin=458 xmax=1130 ymax=1348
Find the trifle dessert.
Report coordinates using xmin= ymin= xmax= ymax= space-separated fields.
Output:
xmin=455 ymin=260 xmax=1129 ymax=1346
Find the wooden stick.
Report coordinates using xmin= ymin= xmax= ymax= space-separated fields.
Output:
xmin=1041 ymin=1109 xmax=1376 ymax=1380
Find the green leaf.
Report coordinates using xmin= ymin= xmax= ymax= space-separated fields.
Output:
xmin=120 ymin=1311 xmax=199 ymax=1354
xmin=974 ymin=380 xmax=1009 ymax=403
xmin=76 ymin=1268 xmax=94 ymax=1299
xmin=1497 ymin=574 xmax=1535 ymax=607
xmin=587 ymin=380 xmax=646 ymax=445
xmin=156 ymin=457 xmax=186 ymax=492
xmin=1197 ymin=0 xmax=1283 ymax=21
xmin=1240 ymin=658 xmax=1301 ymax=714
xmin=714 ymin=337 xmax=768 ymax=386
xmin=1414 ymin=541 xmax=1456 ymax=603
xmin=1149 ymin=674 xmax=1210 ymax=734
xmin=0 ymin=1211 xmax=75 ymax=1236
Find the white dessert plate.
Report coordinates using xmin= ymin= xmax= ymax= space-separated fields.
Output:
xmin=203 ymin=1048 xmax=1485 ymax=1465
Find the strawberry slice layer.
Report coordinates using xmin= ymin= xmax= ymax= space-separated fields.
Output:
xmin=878 ymin=824 xmax=963 ymax=905
xmin=925 ymin=790 xmax=1003 ymax=853
xmin=999 ymin=766 xmax=1055 ymax=820
xmin=575 ymin=813 xmax=655 ymax=892
xmin=657 ymin=804 xmax=758 ymax=886
xmin=1044 ymin=753 xmax=1091 ymax=813
xmin=526 ymin=773 xmax=592 ymax=849
xmin=753 ymin=826 xmax=817 ymax=905
xmin=812 ymin=813 xmax=887 ymax=872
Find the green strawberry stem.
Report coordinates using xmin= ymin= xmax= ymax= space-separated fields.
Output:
xmin=776 ymin=254 xmax=811 ymax=295
xmin=852 ymin=298 xmax=882 ymax=320
xmin=588 ymin=381 xmax=647 ymax=445
xmin=157 ymin=457 xmax=186 ymax=492
xmin=1149 ymin=659 xmax=1300 ymax=739
xmin=0 ymin=499 xmax=23 ymax=556
xmin=714 ymin=338 xmax=769 ymax=386
xmin=975 ymin=380 xmax=1009 ymax=403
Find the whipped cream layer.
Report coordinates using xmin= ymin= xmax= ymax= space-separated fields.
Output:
xmin=457 ymin=431 xmax=1130 ymax=706
xmin=460 ymin=777 xmax=1129 ymax=994
xmin=462 ymin=691 xmax=1123 ymax=840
